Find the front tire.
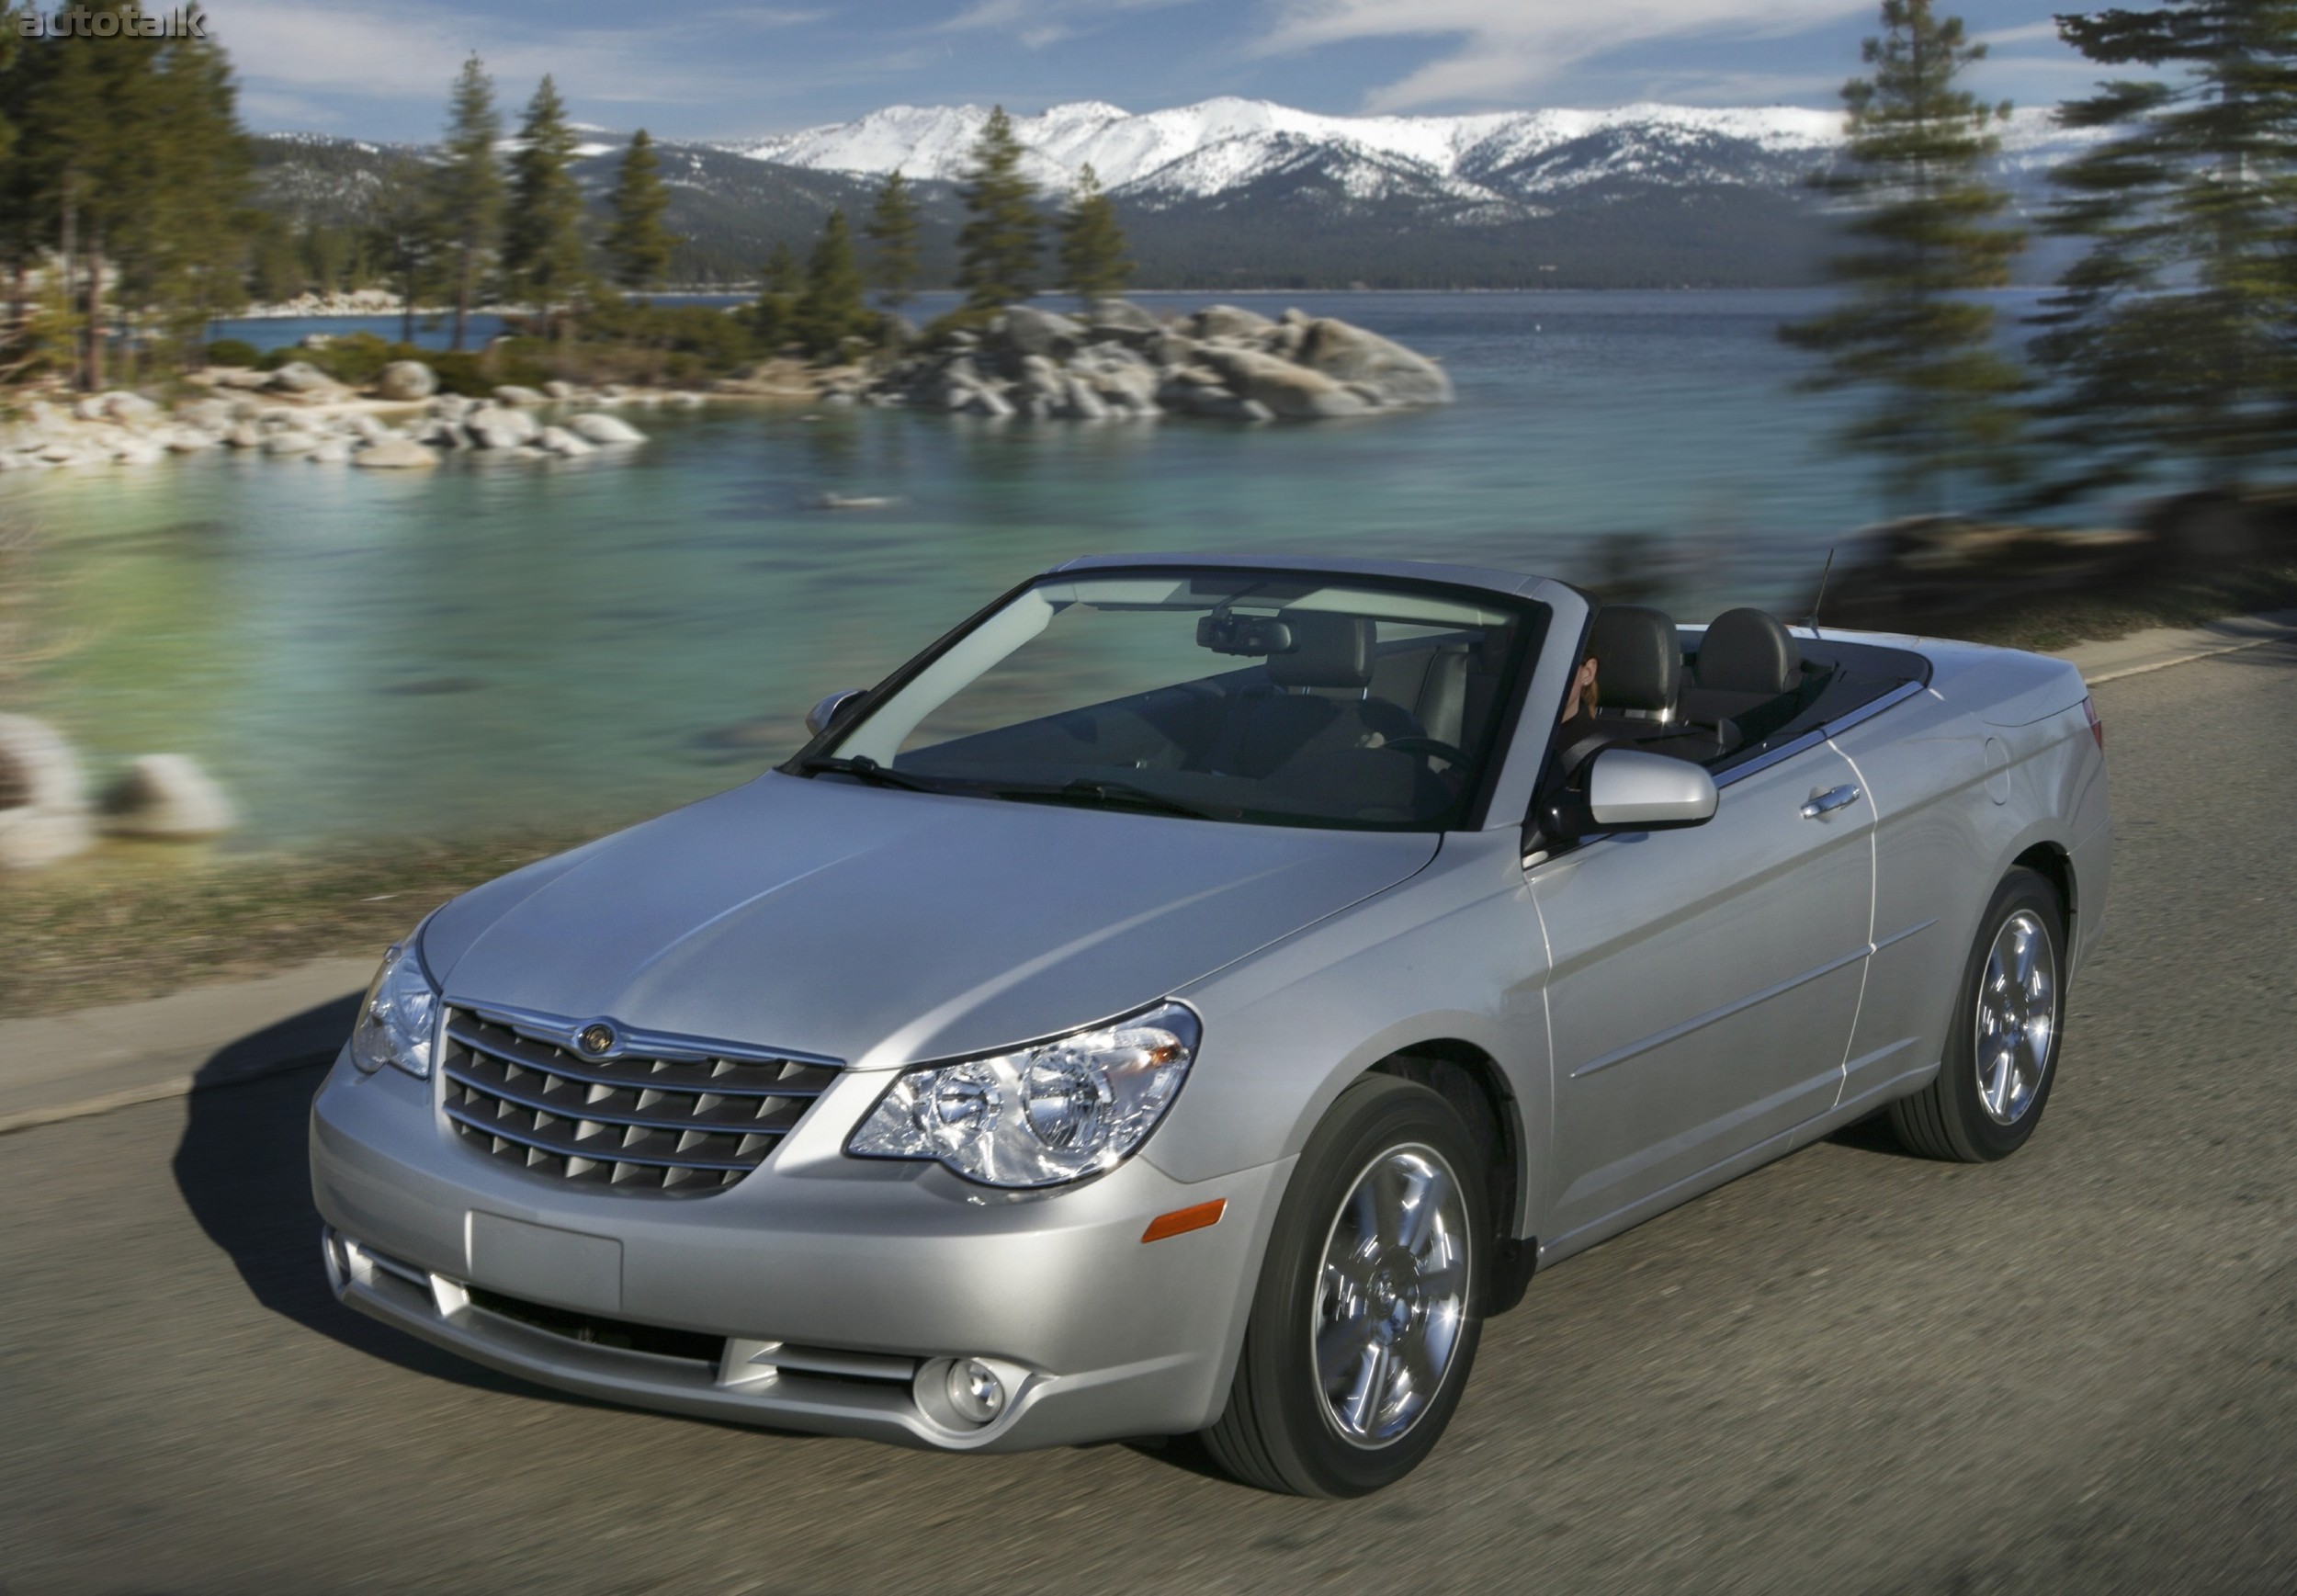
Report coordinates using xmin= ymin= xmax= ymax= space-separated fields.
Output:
xmin=1888 ymin=866 xmax=2065 ymax=1162
xmin=1204 ymin=1075 xmax=1488 ymax=1496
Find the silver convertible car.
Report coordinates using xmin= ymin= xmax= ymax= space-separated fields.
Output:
xmin=311 ymin=552 xmax=2110 ymax=1495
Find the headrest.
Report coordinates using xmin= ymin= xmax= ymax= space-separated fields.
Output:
xmin=1267 ymin=610 xmax=1375 ymax=688
xmin=1588 ymin=605 xmax=1680 ymax=715
xmin=1698 ymin=608 xmax=1801 ymax=696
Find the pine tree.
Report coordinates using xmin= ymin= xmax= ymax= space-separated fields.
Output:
xmin=0 ymin=6 xmax=13 ymax=138
xmin=791 ymin=209 xmax=871 ymax=357
xmin=12 ymin=15 xmax=124 ymax=387
xmin=0 ymin=6 xmax=18 ymax=216
xmin=1057 ymin=163 xmax=1132 ymax=307
xmin=432 ymin=55 xmax=503 ymax=353
xmin=956 ymin=106 xmax=1042 ymax=311
xmin=862 ymin=168 xmax=922 ymax=308
xmin=0 ymin=15 xmax=80 ymax=378
xmin=130 ymin=17 xmax=252 ymax=368
xmin=604 ymin=129 xmax=675 ymax=292
xmin=0 ymin=6 xmax=24 ymax=354
xmin=504 ymin=74 xmax=590 ymax=332
xmin=752 ymin=241 xmax=802 ymax=348
xmin=2029 ymin=0 xmax=2297 ymax=496
xmin=1780 ymin=0 xmax=2026 ymax=513
xmin=0 ymin=5 xmax=250 ymax=386
xmin=368 ymin=156 xmax=442 ymax=345
xmin=763 ymin=242 xmax=803 ymax=297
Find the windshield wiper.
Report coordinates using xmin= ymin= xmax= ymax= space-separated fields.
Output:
xmin=793 ymin=754 xmax=945 ymax=793
xmin=993 ymin=777 xmax=1231 ymax=821
xmin=801 ymin=759 xmax=1227 ymax=819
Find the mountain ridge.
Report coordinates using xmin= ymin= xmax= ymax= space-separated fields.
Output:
xmin=249 ymin=96 xmax=2095 ymax=292
xmin=721 ymin=96 xmax=2088 ymax=209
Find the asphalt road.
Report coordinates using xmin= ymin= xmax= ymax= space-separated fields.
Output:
xmin=4 ymin=643 xmax=2293 ymax=1596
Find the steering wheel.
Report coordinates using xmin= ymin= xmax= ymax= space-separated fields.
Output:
xmin=1382 ymin=735 xmax=1472 ymax=769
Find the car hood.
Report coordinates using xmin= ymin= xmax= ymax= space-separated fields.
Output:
xmin=422 ymin=772 xmax=1440 ymax=1069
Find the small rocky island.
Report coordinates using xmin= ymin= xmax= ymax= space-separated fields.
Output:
xmin=854 ymin=301 xmax=1454 ymax=422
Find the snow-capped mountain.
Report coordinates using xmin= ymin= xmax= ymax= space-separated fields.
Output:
xmin=727 ymin=96 xmax=2093 ymax=218
xmin=733 ymin=99 xmax=1492 ymax=191
xmin=730 ymin=97 xmax=1850 ymax=195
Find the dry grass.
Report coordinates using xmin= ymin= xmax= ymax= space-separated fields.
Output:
xmin=2 ymin=824 xmax=621 ymax=1018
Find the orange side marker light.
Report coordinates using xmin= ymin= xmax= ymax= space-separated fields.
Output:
xmin=1141 ymin=1198 xmax=1226 ymax=1243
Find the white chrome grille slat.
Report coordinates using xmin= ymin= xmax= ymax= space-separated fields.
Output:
xmin=440 ymin=1009 xmax=839 ymax=1194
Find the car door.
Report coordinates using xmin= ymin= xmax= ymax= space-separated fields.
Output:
xmin=1822 ymin=696 xmax=1997 ymax=1107
xmin=1530 ymin=741 xmax=1875 ymax=1251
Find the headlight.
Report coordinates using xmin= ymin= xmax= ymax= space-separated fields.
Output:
xmin=846 ymin=1002 xmax=1199 ymax=1188
xmin=350 ymin=936 xmax=439 ymax=1079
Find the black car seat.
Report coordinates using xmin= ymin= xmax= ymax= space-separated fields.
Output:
xmin=1589 ymin=605 xmax=1680 ymax=724
xmin=1554 ymin=604 xmax=1682 ymax=775
xmin=1408 ymin=643 xmax=1471 ymax=750
xmin=1680 ymin=607 xmax=1804 ymax=737
xmin=1214 ymin=611 xmax=1420 ymax=779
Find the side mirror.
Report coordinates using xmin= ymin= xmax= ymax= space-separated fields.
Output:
xmin=805 ymin=687 xmax=867 ymax=738
xmin=1586 ymin=747 xmax=1717 ymax=831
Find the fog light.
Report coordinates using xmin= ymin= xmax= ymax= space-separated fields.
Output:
xmin=945 ymin=1357 xmax=1007 ymax=1423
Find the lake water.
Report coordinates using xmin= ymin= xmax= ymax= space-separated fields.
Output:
xmin=202 ymin=291 xmax=753 ymax=355
xmin=6 ymin=289 xmax=2049 ymax=847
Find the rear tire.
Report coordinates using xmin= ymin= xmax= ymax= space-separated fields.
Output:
xmin=1888 ymin=867 xmax=2065 ymax=1162
xmin=1204 ymin=1075 xmax=1488 ymax=1496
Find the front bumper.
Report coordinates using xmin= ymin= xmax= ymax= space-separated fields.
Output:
xmin=309 ymin=1047 xmax=1290 ymax=1451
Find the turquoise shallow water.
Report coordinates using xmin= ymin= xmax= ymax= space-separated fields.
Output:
xmin=4 ymin=289 xmax=2030 ymax=844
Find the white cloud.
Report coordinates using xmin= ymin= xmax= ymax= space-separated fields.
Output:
xmin=238 ymin=87 xmax=355 ymax=128
xmin=939 ymin=0 xmax=1205 ymax=38
xmin=207 ymin=0 xmax=811 ymax=123
xmin=940 ymin=0 xmax=1029 ymax=31
xmin=1621 ymin=67 xmax=1848 ymax=106
xmin=1258 ymin=0 xmax=1874 ymax=111
xmin=1973 ymin=20 xmax=2065 ymax=49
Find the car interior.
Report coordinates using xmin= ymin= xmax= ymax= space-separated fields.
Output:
xmin=898 ymin=605 xmax=1528 ymax=826
xmin=889 ymin=592 xmax=1929 ymax=826
xmin=1561 ymin=603 xmax=1931 ymax=783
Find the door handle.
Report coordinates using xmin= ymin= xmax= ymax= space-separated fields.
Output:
xmin=1800 ymin=784 xmax=1861 ymax=819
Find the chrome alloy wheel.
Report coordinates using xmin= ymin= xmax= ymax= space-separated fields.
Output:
xmin=1975 ymin=909 xmax=2056 ymax=1126
xmin=1312 ymin=1144 xmax=1471 ymax=1447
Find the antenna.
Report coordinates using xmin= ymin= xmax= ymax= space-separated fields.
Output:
xmin=1805 ymin=547 xmax=1835 ymax=640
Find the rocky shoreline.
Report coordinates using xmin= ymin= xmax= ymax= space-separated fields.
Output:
xmin=0 ymin=360 xmax=666 ymax=473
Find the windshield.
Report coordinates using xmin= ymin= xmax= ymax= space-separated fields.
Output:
xmin=810 ymin=570 xmax=1545 ymax=831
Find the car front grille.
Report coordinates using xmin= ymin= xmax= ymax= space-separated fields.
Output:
xmin=440 ymin=1008 xmax=841 ymax=1194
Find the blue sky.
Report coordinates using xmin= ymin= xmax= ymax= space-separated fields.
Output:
xmin=207 ymin=0 xmax=2110 ymax=141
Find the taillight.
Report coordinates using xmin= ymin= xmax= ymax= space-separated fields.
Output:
xmin=2083 ymin=694 xmax=2104 ymax=753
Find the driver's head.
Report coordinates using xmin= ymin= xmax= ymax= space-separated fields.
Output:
xmin=1561 ymin=655 xmax=1598 ymax=721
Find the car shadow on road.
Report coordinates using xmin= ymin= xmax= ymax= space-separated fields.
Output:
xmin=1826 ymin=1111 xmax=1925 ymax=1160
xmin=168 ymin=996 xmax=533 ymax=1398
